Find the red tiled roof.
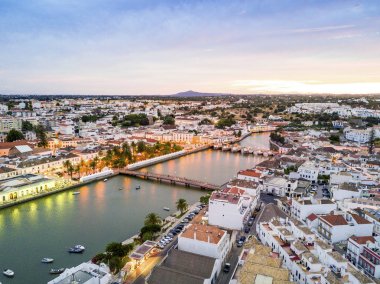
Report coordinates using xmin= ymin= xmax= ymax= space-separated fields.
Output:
xmin=320 ymin=214 xmax=348 ymax=226
xmin=349 ymin=235 xmax=375 ymax=245
xmin=351 ymin=214 xmax=371 ymax=225
xmin=307 ymin=213 xmax=318 ymax=222
xmin=238 ymin=169 xmax=262 ymax=178
xmin=210 ymin=192 xmax=240 ymax=204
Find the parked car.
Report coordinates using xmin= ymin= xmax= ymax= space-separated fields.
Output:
xmin=240 ymin=236 xmax=247 ymax=242
xmin=244 ymin=227 xmax=250 ymax=233
xmin=237 ymin=241 xmax=243 ymax=247
xmin=248 ymin=220 xmax=253 ymax=226
xmin=223 ymin=263 xmax=231 ymax=273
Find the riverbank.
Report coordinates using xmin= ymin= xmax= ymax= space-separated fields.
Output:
xmin=0 ymin=146 xmax=213 ymax=210
xmin=0 ymin=173 xmax=118 ymax=210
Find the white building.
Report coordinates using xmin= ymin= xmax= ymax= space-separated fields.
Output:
xmin=331 ymin=183 xmax=361 ymax=201
xmin=262 ymin=176 xmax=297 ymax=197
xmin=297 ymin=161 xmax=319 ymax=183
xmin=178 ymin=223 xmax=230 ymax=276
xmin=291 ymin=197 xmax=337 ymax=222
xmin=208 ymin=187 xmax=253 ymax=230
xmin=48 ymin=262 xmax=111 ymax=284
xmin=317 ymin=213 xmax=373 ymax=243
xmin=346 ymin=235 xmax=375 ymax=266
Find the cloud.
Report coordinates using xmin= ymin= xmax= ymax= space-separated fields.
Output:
xmin=286 ymin=25 xmax=356 ymax=34
xmin=231 ymin=80 xmax=380 ymax=95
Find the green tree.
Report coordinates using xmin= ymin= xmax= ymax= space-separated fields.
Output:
xmin=329 ymin=134 xmax=340 ymax=144
xmin=35 ymin=124 xmax=48 ymax=148
xmin=176 ymin=198 xmax=188 ymax=214
xmin=22 ymin=120 xmax=34 ymax=131
xmin=137 ymin=141 xmax=146 ymax=153
xmin=200 ymin=194 xmax=211 ymax=204
xmin=162 ymin=115 xmax=175 ymax=125
xmin=5 ymin=129 xmax=25 ymax=142
xmin=144 ymin=213 xmax=161 ymax=226
xmin=67 ymin=164 xmax=74 ymax=179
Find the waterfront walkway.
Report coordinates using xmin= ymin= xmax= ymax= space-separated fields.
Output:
xmin=120 ymin=169 xmax=221 ymax=191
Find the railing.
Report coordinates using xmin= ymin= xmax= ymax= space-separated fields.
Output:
xmin=120 ymin=169 xmax=221 ymax=191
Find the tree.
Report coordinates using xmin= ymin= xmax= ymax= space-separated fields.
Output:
xmin=270 ymin=132 xmax=285 ymax=144
xmin=200 ymin=194 xmax=211 ymax=204
xmin=199 ymin=118 xmax=212 ymax=125
xmin=329 ymin=134 xmax=340 ymax=144
xmin=35 ymin=124 xmax=48 ymax=148
xmin=5 ymin=129 xmax=25 ymax=142
xmin=22 ymin=120 xmax=34 ymax=131
xmin=137 ymin=141 xmax=146 ymax=153
xmin=63 ymin=160 xmax=72 ymax=174
xmin=216 ymin=117 xmax=236 ymax=129
xmin=67 ymin=164 xmax=74 ymax=179
xmin=176 ymin=198 xmax=188 ymax=214
xmin=144 ymin=213 xmax=161 ymax=226
xmin=162 ymin=115 xmax=175 ymax=125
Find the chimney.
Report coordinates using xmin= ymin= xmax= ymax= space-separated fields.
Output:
xmin=194 ymin=227 xmax=197 ymax=240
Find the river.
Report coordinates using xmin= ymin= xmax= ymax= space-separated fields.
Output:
xmin=0 ymin=133 xmax=269 ymax=284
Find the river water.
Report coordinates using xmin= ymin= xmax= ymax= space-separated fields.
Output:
xmin=0 ymin=133 xmax=269 ymax=284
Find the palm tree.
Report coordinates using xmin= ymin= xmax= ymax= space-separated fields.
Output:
xmin=144 ymin=213 xmax=161 ymax=226
xmin=67 ymin=164 xmax=74 ymax=179
xmin=63 ymin=160 xmax=72 ymax=174
xmin=176 ymin=198 xmax=188 ymax=214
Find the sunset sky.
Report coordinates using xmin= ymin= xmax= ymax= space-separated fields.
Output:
xmin=0 ymin=0 xmax=379 ymax=95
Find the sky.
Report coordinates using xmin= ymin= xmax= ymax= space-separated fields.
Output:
xmin=0 ymin=0 xmax=380 ymax=95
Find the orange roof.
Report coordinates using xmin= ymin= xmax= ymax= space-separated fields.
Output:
xmin=349 ymin=235 xmax=376 ymax=245
xmin=307 ymin=213 xmax=318 ymax=222
xmin=221 ymin=186 xmax=246 ymax=195
xmin=180 ymin=224 xmax=225 ymax=245
xmin=210 ymin=191 xmax=241 ymax=204
xmin=238 ymin=169 xmax=262 ymax=178
xmin=351 ymin=214 xmax=371 ymax=225
xmin=320 ymin=215 xmax=347 ymax=226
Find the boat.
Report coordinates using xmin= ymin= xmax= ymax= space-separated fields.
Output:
xmin=163 ymin=207 xmax=170 ymax=211
xmin=248 ymin=147 xmax=254 ymax=154
xmin=213 ymin=144 xmax=222 ymax=150
xmin=135 ymin=185 xmax=141 ymax=190
xmin=72 ymin=191 xmax=80 ymax=195
xmin=222 ymin=145 xmax=231 ymax=151
xmin=41 ymin=257 xmax=54 ymax=263
xmin=263 ymin=151 xmax=269 ymax=157
xmin=118 ymin=187 xmax=123 ymax=190
xmin=3 ymin=269 xmax=14 ymax=277
xmin=241 ymin=147 xmax=249 ymax=154
xmin=104 ymin=179 xmax=108 ymax=182
xmin=68 ymin=245 xmax=85 ymax=253
xmin=50 ymin=268 xmax=65 ymax=274
xmin=231 ymin=145 xmax=241 ymax=153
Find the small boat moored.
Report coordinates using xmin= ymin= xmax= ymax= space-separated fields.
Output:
xmin=50 ymin=268 xmax=65 ymax=274
xmin=72 ymin=192 xmax=80 ymax=195
xmin=68 ymin=245 xmax=85 ymax=253
xmin=135 ymin=185 xmax=141 ymax=190
xmin=41 ymin=257 xmax=54 ymax=263
xmin=118 ymin=187 xmax=123 ymax=190
xmin=104 ymin=178 xmax=108 ymax=182
xmin=3 ymin=269 xmax=14 ymax=277
xmin=163 ymin=207 xmax=170 ymax=211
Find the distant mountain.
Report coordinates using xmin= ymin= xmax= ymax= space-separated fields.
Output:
xmin=171 ymin=90 xmax=232 ymax=97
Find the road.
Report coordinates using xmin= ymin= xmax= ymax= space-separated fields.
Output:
xmin=216 ymin=243 xmax=243 ymax=284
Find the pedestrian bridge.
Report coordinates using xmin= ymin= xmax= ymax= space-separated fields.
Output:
xmin=119 ymin=169 xmax=221 ymax=191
